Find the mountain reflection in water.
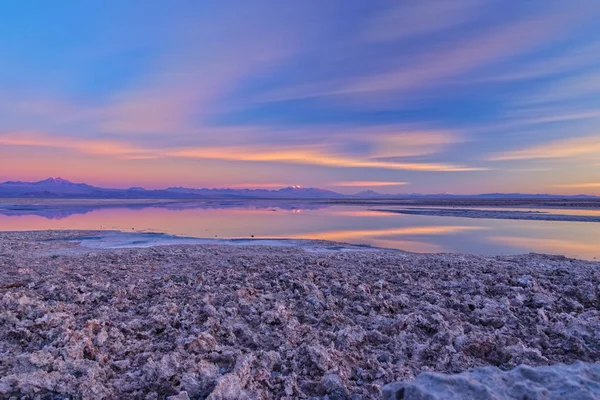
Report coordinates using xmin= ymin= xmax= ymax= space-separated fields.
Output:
xmin=0 ymin=199 xmax=599 ymax=260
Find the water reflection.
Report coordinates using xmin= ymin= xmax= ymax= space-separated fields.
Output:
xmin=0 ymin=199 xmax=328 ymax=219
xmin=0 ymin=200 xmax=599 ymax=260
xmin=281 ymin=226 xmax=485 ymax=240
xmin=491 ymin=236 xmax=600 ymax=257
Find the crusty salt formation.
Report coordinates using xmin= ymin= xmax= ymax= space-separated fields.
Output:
xmin=1 ymin=231 xmax=599 ymax=399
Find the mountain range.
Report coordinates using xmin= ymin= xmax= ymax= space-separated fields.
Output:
xmin=0 ymin=178 xmax=597 ymax=199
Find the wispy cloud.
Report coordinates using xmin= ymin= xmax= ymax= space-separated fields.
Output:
xmin=553 ymin=182 xmax=600 ymax=188
xmin=343 ymin=8 xmax=588 ymax=96
xmin=332 ymin=181 xmax=409 ymax=187
xmin=0 ymin=128 xmax=483 ymax=172
xmin=169 ymin=145 xmax=483 ymax=172
xmin=360 ymin=128 xmax=463 ymax=158
xmin=361 ymin=0 xmax=490 ymax=42
xmin=488 ymin=134 xmax=600 ymax=161
xmin=98 ymin=38 xmax=295 ymax=135
xmin=0 ymin=132 xmax=159 ymax=159
xmin=256 ymin=2 xmax=598 ymax=106
xmin=2 ymin=2 xmax=600 ymax=193
xmin=514 ymin=69 xmax=600 ymax=107
xmin=515 ymin=110 xmax=600 ymax=125
xmin=457 ymin=41 xmax=600 ymax=84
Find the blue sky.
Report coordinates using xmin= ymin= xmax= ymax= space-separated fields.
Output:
xmin=1 ymin=0 xmax=599 ymax=193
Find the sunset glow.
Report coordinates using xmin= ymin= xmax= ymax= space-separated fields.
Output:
xmin=1 ymin=1 xmax=599 ymax=194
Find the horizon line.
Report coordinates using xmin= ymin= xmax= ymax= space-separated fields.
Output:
xmin=0 ymin=177 xmax=599 ymax=198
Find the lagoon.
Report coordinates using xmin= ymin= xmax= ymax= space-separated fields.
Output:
xmin=1 ymin=198 xmax=599 ymax=260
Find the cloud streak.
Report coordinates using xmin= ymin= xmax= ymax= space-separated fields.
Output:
xmin=169 ymin=145 xmax=483 ymax=172
xmin=553 ymin=183 xmax=600 ymax=188
xmin=361 ymin=0 xmax=490 ymax=43
xmin=344 ymin=6 xmax=587 ymax=96
xmin=0 ymin=128 xmax=484 ymax=172
xmin=489 ymin=135 xmax=600 ymax=161
xmin=332 ymin=181 xmax=409 ymax=187
xmin=518 ymin=71 xmax=600 ymax=106
xmin=2 ymin=2 xmax=600 ymax=193
xmin=258 ymin=1 xmax=598 ymax=105
xmin=0 ymin=132 xmax=159 ymax=159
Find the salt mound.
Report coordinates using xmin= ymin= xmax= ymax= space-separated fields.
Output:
xmin=383 ymin=361 xmax=600 ymax=400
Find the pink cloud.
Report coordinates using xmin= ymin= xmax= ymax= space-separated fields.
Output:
xmin=332 ymin=181 xmax=409 ymax=187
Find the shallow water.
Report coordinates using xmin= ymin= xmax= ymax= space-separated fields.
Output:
xmin=0 ymin=199 xmax=599 ymax=260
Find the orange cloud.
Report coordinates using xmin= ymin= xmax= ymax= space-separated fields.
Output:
xmin=169 ymin=145 xmax=483 ymax=172
xmin=0 ymin=127 xmax=484 ymax=172
xmin=351 ymin=128 xmax=463 ymax=158
xmin=553 ymin=182 xmax=600 ymax=188
xmin=0 ymin=132 xmax=159 ymax=159
xmin=489 ymin=134 xmax=600 ymax=161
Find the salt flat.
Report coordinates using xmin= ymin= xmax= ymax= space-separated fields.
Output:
xmin=1 ymin=231 xmax=599 ymax=399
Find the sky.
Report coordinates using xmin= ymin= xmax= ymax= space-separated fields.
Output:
xmin=1 ymin=0 xmax=600 ymax=194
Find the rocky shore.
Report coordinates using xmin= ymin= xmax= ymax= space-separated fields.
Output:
xmin=1 ymin=231 xmax=599 ymax=399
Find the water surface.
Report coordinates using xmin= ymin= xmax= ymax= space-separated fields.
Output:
xmin=1 ymin=199 xmax=598 ymax=260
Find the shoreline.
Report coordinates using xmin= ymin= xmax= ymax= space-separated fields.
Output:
xmin=1 ymin=230 xmax=599 ymax=399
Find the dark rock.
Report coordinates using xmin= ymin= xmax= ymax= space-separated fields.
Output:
xmin=319 ymin=373 xmax=348 ymax=399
